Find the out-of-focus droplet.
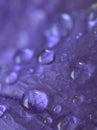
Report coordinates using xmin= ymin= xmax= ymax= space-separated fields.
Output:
xmin=76 ymin=32 xmax=83 ymax=39
xmin=38 ymin=50 xmax=55 ymax=65
xmin=70 ymin=62 xmax=94 ymax=83
xmin=60 ymin=13 xmax=73 ymax=36
xmin=88 ymin=3 xmax=97 ymax=28
xmin=17 ymin=31 xmax=30 ymax=48
xmin=5 ymin=72 xmax=18 ymax=84
xmin=46 ymin=13 xmax=73 ymax=48
xmin=24 ymin=90 xmax=48 ymax=111
xmin=27 ymin=68 xmax=34 ymax=75
xmin=53 ymin=105 xmax=62 ymax=114
xmin=29 ymin=10 xmax=46 ymax=27
xmin=0 ymin=105 xmax=6 ymax=117
xmin=14 ymin=48 xmax=34 ymax=65
xmin=45 ymin=24 xmax=60 ymax=48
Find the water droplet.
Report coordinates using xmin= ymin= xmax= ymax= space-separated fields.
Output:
xmin=88 ymin=3 xmax=97 ymax=28
xmin=45 ymin=24 xmax=61 ymax=48
xmin=38 ymin=50 xmax=55 ymax=65
xmin=53 ymin=105 xmax=62 ymax=114
xmin=70 ymin=62 xmax=94 ymax=83
xmin=14 ymin=48 xmax=34 ymax=65
xmin=24 ymin=90 xmax=48 ymax=111
xmin=56 ymin=13 xmax=73 ymax=37
xmin=5 ymin=72 xmax=18 ymax=84
xmin=0 ymin=105 xmax=6 ymax=117
xmin=46 ymin=13 xmax=73 ymax=48
xmin=58 ymin=115 xmax=79 ymax=130
xmin=46 ymin=117 xmax=53 ymax=124
xmin=72 ymin=95 xmax=85 ymax=105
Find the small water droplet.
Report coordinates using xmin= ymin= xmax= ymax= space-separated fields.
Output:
xmin=0 ymin=105 xmax=7 ymax=117
xmin=53 ymin=105 xmax=62 ymax=114
xmin=14 ymin=48 xmax=34 ymax=65
xmin=46 ymin=116 xmax=53 ymax=124
xmin=72 ymin=95 xmax=85 ymax=105
xmin=38 ymin=50 xmax=55 ymax=65
xmin=5 ymin=72 xmax=18 ymax=84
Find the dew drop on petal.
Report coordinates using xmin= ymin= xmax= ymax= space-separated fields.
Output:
xmin=46 ymin=117 xmax=53 ymax=124
xmin=27 ymin=90 xmax=48 ymax=111
xmin=14 ymin=48 xmax=34 ymax=65
xmin=38 ymin=50 xmax=55 ymax=65
xmin=46 ymin=13 xmax=73 ymax=48
xmin=58 ymin=115 xmax=80 ymax=130
xmin=0 ymin=105 xmax=7 ymax=117
xmin=88 ymin=3 xmax=97 ymax=28
xmin=70 ymin=62 xmax=94 ymax=83
xmin=72 ymin=95 xmax=85 ymax=105
xmin=5 ymin=72 xmax=18 ymax=84
xmin=53 ymin=104 xmax=62 ymax=114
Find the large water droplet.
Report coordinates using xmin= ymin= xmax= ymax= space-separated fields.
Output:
xmin=0 ymin=105 xmax=7 ymax=117
xmin=53 ymin=104 xmax=62 ymax=114
xmin=46 ymin=13 xmax=73 ymax=48
xmin=14 ymin=48 xmax=34 ymax=65
xmin=23 ymin=90 xmax=48 ymax=111
xmin=38 ymin=50 xmax=55 ymax=65
xmin=88 ymin=3 xmax=97 ymax=28
xmin=5 ymin=71 xmax=18 ymax=84
xmin=70 ymin=62 xmax=94 ymax=83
